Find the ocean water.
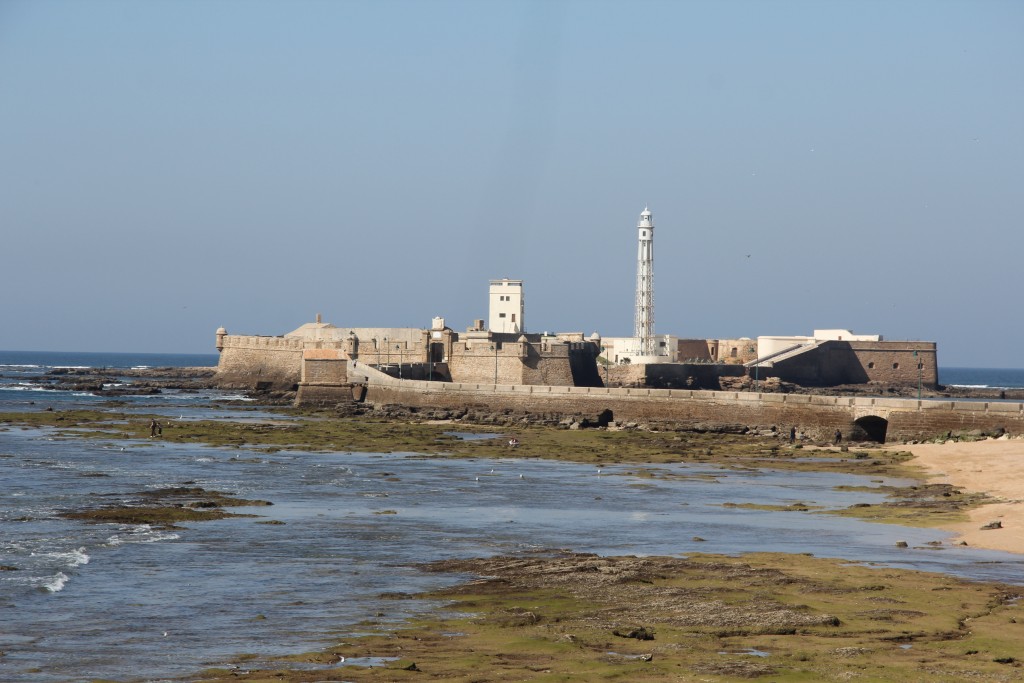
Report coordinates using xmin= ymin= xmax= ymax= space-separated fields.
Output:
xmin=0 ymin=350 xmax=219 ymax=371
xmin=3 ymin=353 xmax=1024 ymax=681
xmin=939 ymin=366 xmax=1024 ymax=390
xmin=0 ymin=350 xmax=248 ymax=417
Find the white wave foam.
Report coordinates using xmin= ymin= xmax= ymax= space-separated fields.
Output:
xmin=42 ymin=572 xmax=69 ymax=592
xmin=218 ymin=394 xmax=256 ymax=402
xmin=949 ymin=384 xmax=990 ymax=389
xmin=52 ymin=365 xmax=90 ymax=369
xmin=0 ymin=364 xmax=41 ymax=368
xmin=68 ymin=547 xmax=90 ymax=566
xmin=107 ymin=525 xmax=179 ymax=546
xmin=131 ymin=365 xmax=151 ymax=369
xmin=31 ymin=547 xmax=90 ymax=567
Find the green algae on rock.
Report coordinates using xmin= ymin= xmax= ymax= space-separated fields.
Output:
xmin=61 ymin=486 xmax=272 ymax=529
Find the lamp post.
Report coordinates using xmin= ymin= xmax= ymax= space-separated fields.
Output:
xmin=491 ymin=343 xmax=498 ymax=385
xmin=384 ymin=337 xmax=389 ymax=371
xmin=749 ymin=346 xmax=759 ymax=391
xmin=396 ymin=344 xmax=402 ymax=379
xmin=914 ymin=350 xmax=921 ymax=400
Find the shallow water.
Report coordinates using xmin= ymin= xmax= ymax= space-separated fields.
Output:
xmin=2 ymin=422 xmax=1023 ymax=682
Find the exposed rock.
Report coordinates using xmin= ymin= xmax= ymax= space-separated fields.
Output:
xmin=613 ymin=626 xmax=655 ymax=641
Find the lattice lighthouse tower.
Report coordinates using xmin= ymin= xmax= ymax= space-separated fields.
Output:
xmin=633 ymin=207 xmax=655 ymax=356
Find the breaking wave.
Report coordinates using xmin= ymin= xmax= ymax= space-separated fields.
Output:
xmin=106 ymin=525 xmax=180 ymax=547
xmin=32 ymin=546 xmax=90 ymax=567
xmin=41 ymin=572 xmax=70 ymax=593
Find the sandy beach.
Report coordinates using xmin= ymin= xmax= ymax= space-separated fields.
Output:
xmin=895 ymin=436 xmax=1024 ymax=554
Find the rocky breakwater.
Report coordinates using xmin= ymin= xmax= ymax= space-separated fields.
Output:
xmin=38 ymin=366 xmax=217 ymax=397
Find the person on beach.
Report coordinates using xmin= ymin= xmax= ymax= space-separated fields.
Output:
xmin=150 ymin=419 xmax=158 ymax=437
xmin=834 ymin=429 xmax=842 ymax=444
xmin=789 ymin=426 xmax=797 ymax=443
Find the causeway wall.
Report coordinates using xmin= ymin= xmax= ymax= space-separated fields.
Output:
xmin=349 ymin=377 xmax=1024 ymax=443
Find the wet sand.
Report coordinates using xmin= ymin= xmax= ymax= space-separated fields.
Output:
xmin=896 ymin=436 xmax=1024 ymax=554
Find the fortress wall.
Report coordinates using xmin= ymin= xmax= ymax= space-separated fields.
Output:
xmin=769 ymin=341 xmax=938 ymax=388
xmin=295 ymin=383 xmax=363 ymax=405
xmin=848 ymin=342 xmax=938 ymax=387
xmin=365 ymin=382 xmax=852 ymax=440
xmin=604 ymin=363 xmax=745 ymax=389
xmin=447 ymin=343 xmax=527 ymax=385
xmin=301 ymin=349 xmax=350 ymax=385
xmin=605 ymin=363 xmax=647 ymax=386
xmin=521 ymin=347 xmax=575 ymax=387
xmin=717 ymin=339 xmax=758 ymax=364
xmin=446 ymin=342 xmax=578 ymax=386
xmin=884 ymin=400 xmax=1024 ymax=441
xmin=215 ymin=335 xmax=304 ymax=389
xmin=361 ymin=381 xmax=1024 ymax=442
xmin=346 ymin=329 xmax=429 ymax=365
xmin=677 ymin=339 xmax=715 ymax=362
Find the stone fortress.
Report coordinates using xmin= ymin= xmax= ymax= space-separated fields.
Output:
xmin=215 ymin=207 xmax=938 ymax=395
xmin=214 ymin=278 xmax=602 ymax=392
xmin=212 ymin=208 xmax=1023 ymax=443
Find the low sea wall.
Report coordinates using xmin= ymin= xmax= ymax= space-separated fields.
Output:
xmin=344 ymin=379 xmax=1024 ymax=443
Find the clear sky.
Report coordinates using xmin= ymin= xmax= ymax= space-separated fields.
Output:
xmin=1 ymin=0 xmax=1021 ymax=367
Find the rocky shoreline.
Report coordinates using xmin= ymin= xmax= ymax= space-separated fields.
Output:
xmin=4 ymin=384 xmax=1021 ymax=682
xmin=196 ymin=551 xmax=1024 ymax=682
xmin=2 ymin=366 xmax=217 ymax=397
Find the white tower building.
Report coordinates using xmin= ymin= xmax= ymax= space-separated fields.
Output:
xmin=488 ymin=278 xmax=524 ymax=334
xmin=633 ymin=207 xmax=655 ymax=355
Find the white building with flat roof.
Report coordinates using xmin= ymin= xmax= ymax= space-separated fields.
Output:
xmin=488 ymin=278 xmax=524 ymax=334
xmin=598 ymin=334 xmax=679 ymax=365
xmin=757 ymin=329 xmax=882 ymax=359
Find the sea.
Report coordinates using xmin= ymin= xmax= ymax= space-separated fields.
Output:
xmin=2 ymin=351 xmax=1024 ymax=682
xmin=939 ymin=366 xmax=1024 ymax=390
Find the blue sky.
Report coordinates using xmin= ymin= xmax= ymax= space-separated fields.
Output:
xmin=1 ymin=0 xmax=1021 ymax=366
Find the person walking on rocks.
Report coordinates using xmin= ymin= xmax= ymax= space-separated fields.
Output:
xmin=149 ymin=419 xmax=158 ymax=437
xmin=834 ymin=429 xmax=842 ymax=445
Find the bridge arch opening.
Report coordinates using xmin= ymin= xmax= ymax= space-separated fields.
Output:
xmin=852 ymin=415 xmax=889 ymax=444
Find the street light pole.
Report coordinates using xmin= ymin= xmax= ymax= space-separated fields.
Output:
xmin=492 ymin=343 xmax=498 ymax=385
xmin=915 ymin=350 xmax=921 ymax=400
xmin=385 ymin=337 xmax=389 ymax=370
xmin=397 ymin=344 xmax=402 ymax=379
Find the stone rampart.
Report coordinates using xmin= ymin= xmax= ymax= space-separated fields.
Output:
xmin=356 ymin=380 xmax=1024 ymax=443
xmin=605 ymin=363 xmax=746 ymax=389
xmin=768 ymin=341 xmax=938 ymax=388
xmin=215 ymin=335 xmax=307 ymax=390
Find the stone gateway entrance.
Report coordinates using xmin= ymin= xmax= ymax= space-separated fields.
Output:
xmin=851 ymin=415 xmax=889 ymax=443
